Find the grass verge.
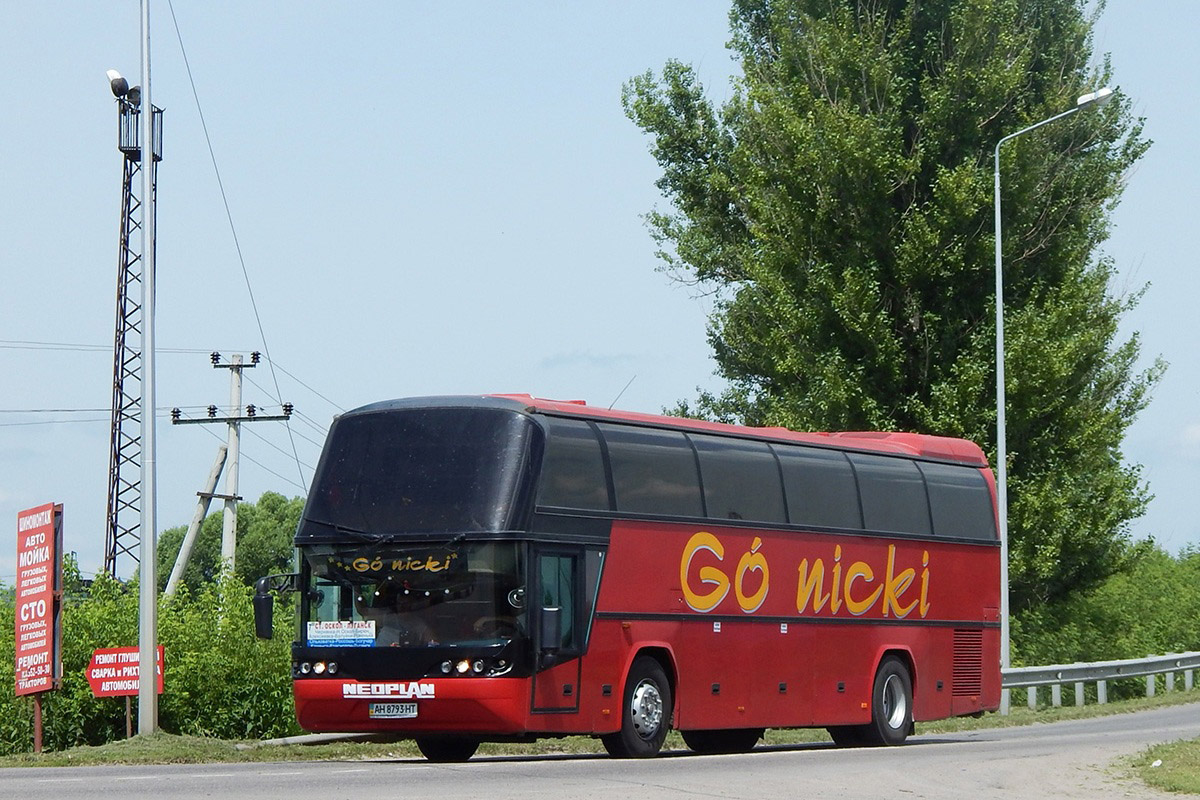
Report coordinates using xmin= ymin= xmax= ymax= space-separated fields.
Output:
xmin=0 ymin=690 xmax=1197 ymax=770
xmin=1128 ymin=739 xmax=1200 ymax=795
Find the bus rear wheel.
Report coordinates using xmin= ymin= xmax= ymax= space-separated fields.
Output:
xmin=826 ymin=725 xmax=865 ymax=747
xmin=415 ymin=736 xmax=480 ymax=762
xmin=862 ymin=656 xmax=913 ymax=746
xmin=681 ymin=728 xmax=763 ymax=754
xmin=827 ymin=657 xmax=913 ymax=747
xmin=601 ymin=656 xmax=672 ymax=758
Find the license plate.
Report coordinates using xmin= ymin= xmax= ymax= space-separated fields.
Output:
xmin=368 ymin=702 xmax=418 ymax=719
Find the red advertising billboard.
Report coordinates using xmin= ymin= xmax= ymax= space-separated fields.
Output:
xmin=86 ymin=646 xmax=164 ymax=698
xmin=14 ymin=503 xmax=62 ymax=696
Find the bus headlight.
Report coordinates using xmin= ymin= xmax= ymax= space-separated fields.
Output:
xmin=455 ymin=659 xmax=472 ymax=675
xmin=299 ymin=662 xmax=312 ymax=675
xmin=313 ymin=662 xmax=327 ymax=675
xmin=472 ymin=660 xmax=485 ymax=674
xmin=441 ymin=661 xmax=453 ymax=674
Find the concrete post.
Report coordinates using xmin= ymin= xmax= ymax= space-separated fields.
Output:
xmin=164 ymin=445 xmax=227 ymax=596
xmin=221 ymin=355 xmax=243 ymax=570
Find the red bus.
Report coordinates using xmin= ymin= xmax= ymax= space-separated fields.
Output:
xmin=254 ymin=394 xmax=1000 ymax=761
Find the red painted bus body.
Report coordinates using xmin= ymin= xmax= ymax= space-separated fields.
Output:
xmin=267 ymin=395 xmax=1001 ymax=759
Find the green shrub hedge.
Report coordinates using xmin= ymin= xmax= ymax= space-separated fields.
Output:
xmin=0 ymin=565 xmax=298 ymax=755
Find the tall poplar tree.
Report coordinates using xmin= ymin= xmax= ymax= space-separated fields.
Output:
xmin=624 ymin=0 xmax=1161 ymax=616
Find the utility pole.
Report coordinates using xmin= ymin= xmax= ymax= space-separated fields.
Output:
xmin=170 ymin=351 xmax=293 ymax=574
xmin=219 ymin=353 xmax=244 ymax=568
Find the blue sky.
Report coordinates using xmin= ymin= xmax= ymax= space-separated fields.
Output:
xmin=1 ymin=2 xmax=1196 ymax=582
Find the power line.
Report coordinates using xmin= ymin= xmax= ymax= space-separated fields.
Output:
xmin=195 ymin=422 xmax=307 ymax=492
xmin=268 ymin=360 xmax=346 ymax=413
xmin=263 ymin=420 xmax=325 ymax=450
xmin=0 ymin=405 xmax=212 ymax=415
xmin=3 ymin=340 xmax=334 ymax=443
xmin=0 ymin=339 xmax=245 ymax=354
xmin=242 ymin=372 xmax=333 ymax=437
xmin=166 ymin=1 xmax=306 ymax=490
xmin=0 ymin=408 xmax=213 ymax=427
xmin=0 ymin=417 xmax=108 ymax=429
xmin=242 ymin=425 xmax=317 ymax=472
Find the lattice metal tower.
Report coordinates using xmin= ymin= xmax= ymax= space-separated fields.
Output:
xmin=104 ymin=83 xmax=163 ymax=578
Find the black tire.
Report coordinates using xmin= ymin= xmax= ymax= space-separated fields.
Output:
xmin=826 ymin=725 xmax=865 ymax=747
xmin=861 ymin=656 xmax=913 ymax=746
xmin=415 ymin=737 xmax=480 ymax=762
xmin=601 ymin=656 xmax=672 ymax=758
xmin=681 ymin=728 xmax=763 ymax=754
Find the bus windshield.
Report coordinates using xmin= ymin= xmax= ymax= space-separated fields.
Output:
xmin=303 ymin=407 xmax=535 ymax=537
xmin=303 ymin=541 xmax=526 ymax=648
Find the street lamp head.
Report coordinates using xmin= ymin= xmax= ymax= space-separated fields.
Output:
xmin=106 ymin=69 xmax=141 ymax=106
xmin=106 ymin=69 xmax=129 ymax=98
xmin=1076 ymin=86 xmax=1114 ymax=109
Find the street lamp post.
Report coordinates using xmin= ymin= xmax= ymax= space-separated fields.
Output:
xmin=993 ymin=86 xmax=1113 ymax=714
xmin=137 ymin=0 xmax=159 ymax=735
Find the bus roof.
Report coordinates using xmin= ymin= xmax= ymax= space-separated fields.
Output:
xmin=348 ymin=394 xmax=989 ymax=468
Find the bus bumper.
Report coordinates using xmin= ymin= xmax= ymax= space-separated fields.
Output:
xmin=294 ymin=677 xmax=529 ymax=735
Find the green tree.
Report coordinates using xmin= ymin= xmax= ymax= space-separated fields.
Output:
xmin=156 ymin=491 xmax=302 ymax=594
xmin=624 ymin=0 xmax=1160 ymax=616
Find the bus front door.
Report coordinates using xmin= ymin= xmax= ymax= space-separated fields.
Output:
xmin=531 ymin=551 xmax=582 ymax=714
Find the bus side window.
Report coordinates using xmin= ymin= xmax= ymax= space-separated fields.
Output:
xmin=536 ymin=417 xmax=610 ymax=510
xmin=690 ymin=434 xmax=786 ymax=523
xmin=848 ymin=453 xmax=932 ymax=536
xmin=598 ymin=424 xmax=704 ymax=518
xmin=775 ymin=445 xmax=862 ymax=530
xmin=918 ymin=462 xmax=998 ymax=540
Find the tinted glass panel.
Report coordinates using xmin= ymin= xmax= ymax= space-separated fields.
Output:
xmin=691 ymin=434 xmax=786 ymax=523
xmin=775 ymin=446 xmax=862 ymax=529
xmin=598 ymin=424 xmax=704 ymax=517
xmin=303 ymin=408 xmax=532 ymax=535
xmin=539 ymin=553 xmax=578 ymax=650
xmin=849 ymin=453 xmax=932 ymax=536
xmin=536 ymin=417 xmax=610 ymax=510
xmin=918 ymin=462 xmax=998 ymax=540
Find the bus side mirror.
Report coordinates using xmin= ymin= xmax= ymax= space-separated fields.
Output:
xmin=253 ymin=578 xmax=274 ymax=640
xmin=539 ymin=606 xmax=562 ymax=655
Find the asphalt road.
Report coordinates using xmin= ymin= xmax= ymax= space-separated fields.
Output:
xmin=3 ymin=704 xmax=1197 ymax=800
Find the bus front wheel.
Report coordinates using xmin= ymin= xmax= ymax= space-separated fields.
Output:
xmin=602 ymin=656 xmax=672 ymax=758
xmin=415 ymin=736 xmax=479 ymax=762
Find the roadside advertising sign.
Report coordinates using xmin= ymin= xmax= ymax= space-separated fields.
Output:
xmin=14 ymin=503 xmax=62 ymax=697
xmin=86 ymin=646 xmax=165 ymax=698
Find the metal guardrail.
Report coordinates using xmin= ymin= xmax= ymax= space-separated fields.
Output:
xmin=1001 ymin=651 xmax=1200 ymax=710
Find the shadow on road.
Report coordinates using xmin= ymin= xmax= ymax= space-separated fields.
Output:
xmin=363 ymin=736 xmax=970 ymax=766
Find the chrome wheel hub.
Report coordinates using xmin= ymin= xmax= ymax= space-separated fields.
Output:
xmin=882 ymin=674 xmax=908 ymax=729
xmin=630 ymin=679 xmax=663 ymax=738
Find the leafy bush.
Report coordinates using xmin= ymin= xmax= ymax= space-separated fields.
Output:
xmin=1013 ymin=545 xmax=1200 ymax=699
xmin=0 ymin=564 xmax=298 ymax=755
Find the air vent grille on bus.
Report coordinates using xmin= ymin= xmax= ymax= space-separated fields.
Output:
xmin=952 ymin=629 xmax=984 ymax=697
